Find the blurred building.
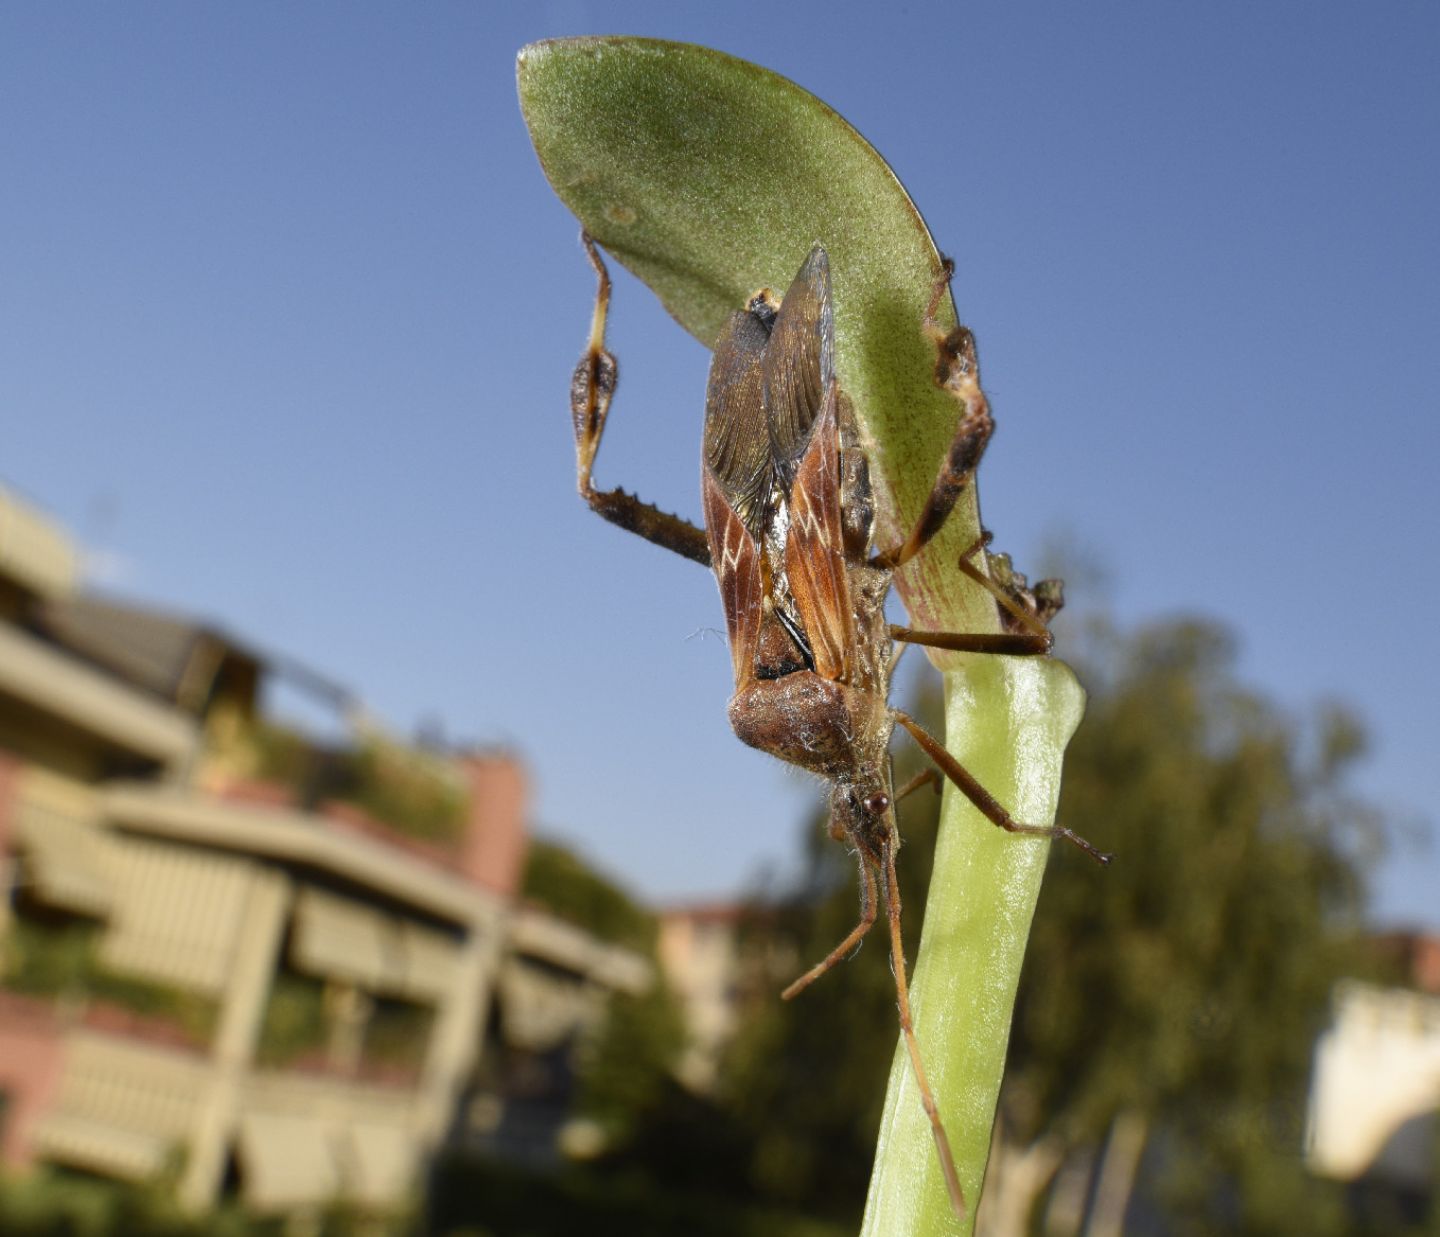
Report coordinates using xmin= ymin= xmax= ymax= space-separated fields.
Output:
xmin=1306 ymin=963 xmax=1440 ymax=1210
xmin=1372 ymin=930 xmax=1440 ymax=996
xmin=0 ymin=487 xmax=648 ymax=1216
xmin=656 ymin=903 xmax=746 ymax=1091
xmin=453 ymin=905 xmax=651 ymax=1165
xmin=656 ymin=902 xmax=795 ymax=1093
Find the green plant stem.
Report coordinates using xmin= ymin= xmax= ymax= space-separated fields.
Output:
xmin=864 ymin=654 xmax=1086 ymax=1235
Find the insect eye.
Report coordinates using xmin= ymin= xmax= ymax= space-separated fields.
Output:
xmin=865 ymin=792 xmax=890 ymax=816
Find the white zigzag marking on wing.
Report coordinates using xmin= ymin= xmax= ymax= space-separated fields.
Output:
xmin=790 ymin=485 xmax=828 ymax=545
xmin=720 ymin=521 xmax=749 ymax=575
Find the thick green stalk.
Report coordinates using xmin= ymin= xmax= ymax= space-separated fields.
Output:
xmin=864 ymin=655 xmax=1086 ymax=1235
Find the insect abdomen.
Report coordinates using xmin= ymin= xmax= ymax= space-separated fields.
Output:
xmin=727 ymin=671 xmax=865 ymax=779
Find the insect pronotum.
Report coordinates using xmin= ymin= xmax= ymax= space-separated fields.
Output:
xmin=566 ymin=233 xmax=1110 ymax=1219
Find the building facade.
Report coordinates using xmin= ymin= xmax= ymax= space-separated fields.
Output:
xmin=1307 ymin=977 xmax=1440 ymax=1193
xmin=0 ymin=487 xmax=647 ymax=1216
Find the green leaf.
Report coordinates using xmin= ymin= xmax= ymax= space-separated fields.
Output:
xmin=519 ymin=37 xmax=1089 ymax=1234
xmin=517 ymin=35 xmax=992 ymax=636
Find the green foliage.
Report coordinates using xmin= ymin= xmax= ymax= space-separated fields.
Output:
xmin=518 ymin=36 xmax=997 ymax=640
xmin=249 ymin=721 xmax=467 ymax=843
xmin=520 ymin=836 xmax=685 ymax=1146
xmin=2 ymin=910 xmax=101 ymax=995
xmin=0 ymin=1168 xmax=415 ymax=1236
xmin=2 ymin=910 xmax=216 ymax=1042
xmin=254 ymin=968 xmax=327 ymax=1065
xmin=426 ymin=1154 xmax=848 ymax=1237
xmin=576 ymin=974 xmax=687 ymax=1141
xmin=340 ymin=738 xmax=468 ymax=844
xmin=0 ymin=1168 xmax=256 ymax=1237
xmin=365 ymin=995 xmax=434 ymax=1069
xmin=521 ymin=839 xmax=686 ymax=1136
xmin=866 ymin=657 xmax=1086 ymax=1233
xmin=1001 ymin=616 xmax=1376 ymax=1229
xmin=255 ymin=970 xmax=434 ymax=1071
xmin=522 ymin=838 xmax=656 ymax=953
xmin=247 ymin=719 xmax=311 ymax=791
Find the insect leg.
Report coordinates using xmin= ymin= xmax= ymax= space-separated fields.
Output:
xmin=872 ymin=262 xmax=993 ymax=572
xmin=570 ymin=233 xmax=713 ymax=567
xmin=952 ymin=532 xmax=1061 ymax=642
xmin=780 ymin=850 xmax=879 ymax=1001
xmin=890 ymin=625 xmax=1051 ymax=656
xmin=889 ymin=534 xmax=1059 ymax=654
xmin=893 ymin=767 xmax=942 ymax=803
xmin=892 ymin=709 xmax=1113 ymax=865
xmin=880 ymin=834 xmax=966 ymax=1219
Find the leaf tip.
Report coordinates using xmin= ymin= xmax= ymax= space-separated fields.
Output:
xmin=515 ymin=39 xmax=549 ymax=87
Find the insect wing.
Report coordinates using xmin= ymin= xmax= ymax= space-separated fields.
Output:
xmin=701 ymin=471 xmax=764 ymax=688
xmin=783 ymin=379 xmax=853 ymax=681
xmin=763 ymin=245 xmax=834 ymax=486
xmin=703 ymin=308 xmax=772 ymax=687
xmin=703 ymin=309 xmax=772 ymax=537
xmin=701 ymin=245 xmax=848 ymax=686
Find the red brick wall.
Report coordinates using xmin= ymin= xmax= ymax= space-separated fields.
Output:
xmin=1415 ymin=936 xmax=1440 ymax=994
xmin=0 ymin=994 xmax=66 ymax=1167
xmin=456 ymin=753 xmax=528 ymax=898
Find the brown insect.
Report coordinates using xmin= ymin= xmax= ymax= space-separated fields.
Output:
xmin=567 ymin=233 xmax=1109 ymax=1218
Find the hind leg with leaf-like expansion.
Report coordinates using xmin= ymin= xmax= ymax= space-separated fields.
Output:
xmin=570 ymin=232 xmax=713 ymax=567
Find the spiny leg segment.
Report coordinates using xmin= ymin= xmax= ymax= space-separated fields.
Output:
xmin=872 ymin=259 xmax=994 ymax=573
xmin=891 ymin=534 xmax=1056 ymax=656
xmin=570 ymin=232 xmax=713 ymax=567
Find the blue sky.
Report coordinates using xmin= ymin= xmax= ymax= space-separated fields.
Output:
xmin=2 ymin=3 xmax=1436 ymax=927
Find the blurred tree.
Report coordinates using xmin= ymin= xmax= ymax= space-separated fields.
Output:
xmin=988 ymin=616 xmax=1379 ymax=1236
xmin=576 ymin=973 xmax=688 ymax=1143
xmin=722 ymin=613 xmax=1387 ymax=1234
xmin=520 ymin=837 xmax=687 ymax=1147
xmin=522 ymin=837 xmax=658 ymax=952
